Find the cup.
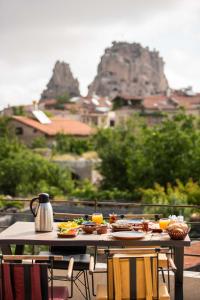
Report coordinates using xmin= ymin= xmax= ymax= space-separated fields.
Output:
xmin=92 ymin=213 xmax=103 ymax=224
xmin=159 ymin=218 xmax=170 ymax=230
xmin=109 ymin=213 xmax=117 ymax=224
xmin=142 ymin=221 xmax=149 ymax=232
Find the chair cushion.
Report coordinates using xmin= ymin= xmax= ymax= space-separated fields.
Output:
xmin=49 ymin=286 xmax=69 ymax=300
xmin=39 ymin=251 xmax=90 ymax=270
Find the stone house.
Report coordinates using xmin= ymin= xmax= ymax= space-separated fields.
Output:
xmin=9 ymin=116 xmax=93 ymax=146
xmin=111 ymin=90 xmax=200 ymax=126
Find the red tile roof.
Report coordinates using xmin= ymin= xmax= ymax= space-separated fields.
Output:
xmin=12 ymin=116 xmax=93 ymax=136
xmin=143 ymin=92 xmax=200 ymax=111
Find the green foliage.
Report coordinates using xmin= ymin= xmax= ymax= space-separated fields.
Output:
xmin=112 ymin=97 xmax=126 ymax=110
xmin=71 ymin=179 xmax=97 ymax=200
xmin=0 ymin=195 xmax=23 ymax=210
xmin=56 ymin=93 xmax=70 ymax=104
xmin=12 ymin=106 xmax=25 ymax=116
xmin=0 ymin=137 xmax=74 ymax=197
xmin=95 ymin=113 xmax=200 ymax=192
xmin=94 ymin=116 xmax=148 ymax=190
xmin=31 ymin=136 xmax=47 ymax=148
xmin=0 ymin=116 xmax=10 ymax=137
xmin=43 ymin=110 xmax=54 ymax=118
xmin=71 ymin=180 xmax=136 ymax=201
xmin=142 ymin=113 xmax=200 ymax=187
xmin=54 ymin=134 xmax=93 ymax=155
xmin=140 ymin=179 xmax=200 ymax=218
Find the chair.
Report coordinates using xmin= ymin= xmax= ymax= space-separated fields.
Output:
xmin=91 ymin=247 xmax=176 ymax=295
xmin=0 ymin=254 xmax=74 ymax=300
xmin=93 ymin=250 xmax=170 ymax=300
xmin=40 ymin=213 xmax=92 ymax=300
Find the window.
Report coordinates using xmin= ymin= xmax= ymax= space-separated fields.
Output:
xmin=33 ymin=128 xmax=38 ymax=133
xmin=110 ymin=119 xmax=115 ymax=127
xmin=15 ymin=127 xmax=23 ymax=135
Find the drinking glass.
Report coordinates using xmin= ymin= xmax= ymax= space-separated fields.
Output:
xmin=109 ymin=213 xmax=117 ymax=224
xmin=159 ymin=218 xmax=170 ymax=230
xmin=92 ymin=213 xmax=103 ymax=224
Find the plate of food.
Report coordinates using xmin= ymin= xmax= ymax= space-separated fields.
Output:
xmin=111 ymin=223 xmax=133 ymax=232
xmin=111 ymin=231 xmax=145 ymax=240
xmin=57 ymin=221 xmax=80 ymax=231
xmin=57 ymin=228 xmax=79 ymax=238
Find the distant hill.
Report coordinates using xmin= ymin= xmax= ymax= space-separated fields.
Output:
xmin=88 ymin=41 xmax=168 ymax=98
xmin=40 ymin=61 xmax=80 ymax=100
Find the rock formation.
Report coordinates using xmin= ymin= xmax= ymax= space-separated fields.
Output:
xmin=41 ymin=61 xmax=80 ymax=99
xmin=88 ymin=42 xmax=168 ymax=98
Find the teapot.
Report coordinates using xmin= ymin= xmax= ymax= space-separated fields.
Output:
xmin=30 ymin=193 xmax=53 ymax=232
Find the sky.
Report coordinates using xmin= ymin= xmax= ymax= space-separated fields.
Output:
xmin=0 ymin=0 xmax=200 ymax=110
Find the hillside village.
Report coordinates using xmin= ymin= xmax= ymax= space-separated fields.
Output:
xmin=1 ymin=42 xmax=200 ymax=145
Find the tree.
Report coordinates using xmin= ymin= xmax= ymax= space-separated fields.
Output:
xmin=94 ymin=112 xmax=200 ymax=192
xmin=12 ymin=106 xmax=25 ymax=116
xmin=54 ymin=134 xmax=93 ymax=155
xmin=0 ymin=137 xmax=74 ymax=197
xmin=94 ymin=116 xmax=147 ymax=191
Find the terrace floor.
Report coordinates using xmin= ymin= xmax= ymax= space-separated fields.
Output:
xmin=54 ymin=269 xmax=200 ymax=300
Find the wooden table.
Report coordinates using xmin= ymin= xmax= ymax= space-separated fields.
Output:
xmin=0 ymin=222 xmax=191 ymax=300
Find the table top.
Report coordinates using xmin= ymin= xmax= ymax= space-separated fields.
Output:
xmin=0 ymin=222 xmax=191 ymax=247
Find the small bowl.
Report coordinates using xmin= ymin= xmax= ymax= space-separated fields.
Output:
xmin=96 ymin=225 xmax=108 ymax=234
xmin=82 ymin=224 xmax=96 ymax=234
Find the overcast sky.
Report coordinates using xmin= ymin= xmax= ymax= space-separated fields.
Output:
xmin=0 ymin=0 xmax=200 ymax=110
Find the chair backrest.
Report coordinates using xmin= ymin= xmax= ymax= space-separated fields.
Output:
xmin=119 ymin=214 xmax=162 ymax=220
xmin=53 ymin=212 xmax=92 ymax=221
xmin=107 ymin=253 xmax=159 ymax=300
xmin=0 ymin=255 xmax=63 ymax=300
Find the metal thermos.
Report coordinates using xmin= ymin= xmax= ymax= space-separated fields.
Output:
xmin=30 ymin=193 xmax=53 ymax=232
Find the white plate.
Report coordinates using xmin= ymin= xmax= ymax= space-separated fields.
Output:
xmin=116 ymin=219 xmax=143 ymax=224
xmin=111 ymin=231 xmax=145 ymax=240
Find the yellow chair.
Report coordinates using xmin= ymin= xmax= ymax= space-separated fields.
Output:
xmin=95 ymin=246 xmax=176 ymax=292
xmin=95 ymin=252 xmax=170 ymax=300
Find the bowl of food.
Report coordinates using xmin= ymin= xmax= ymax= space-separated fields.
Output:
xmin=82 ymin=222 xmax=96 ymax=234
xmin=167 ymin=222 xmax=189 ymax=240
xmin=96 ymin=224 xmax=108 ymax=234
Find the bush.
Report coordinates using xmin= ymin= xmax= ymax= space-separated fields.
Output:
xmin=0 ymin=195 xmax=23 ymax=210
xmin=31 ymin=136 xmax=47 ymax=148
xmin=54 ymin=134 xmax=94 ymax=155
xmin=71 ymin=180 xmax=138 ymax=201
xmin=0 ymin=137 xmax=74 ymax=197
xmin=95 ymin=112 xmax=200 ymax=192
xmin=139 ymin=179 xmax=200 ymax=219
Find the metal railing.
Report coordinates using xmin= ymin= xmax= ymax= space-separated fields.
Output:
xmin=0 ymin=197 xmax=200 ymax=270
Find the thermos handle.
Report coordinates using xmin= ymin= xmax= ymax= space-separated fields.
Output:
xmin=30 ymin=197 xmax=39 ymax=217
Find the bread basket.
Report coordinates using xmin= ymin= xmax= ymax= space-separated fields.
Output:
xmin=167 ymin=228 xmax=190 ymax=240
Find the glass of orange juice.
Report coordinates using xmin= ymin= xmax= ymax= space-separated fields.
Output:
xmin=92 ymin=213 xmax=103 ymax=224
xmin=159 ymin=218 xmax=170 ymax=230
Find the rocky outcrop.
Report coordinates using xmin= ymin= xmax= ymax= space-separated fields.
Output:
xmin=88 ymin=42 xmax=168 ymax=98
xmin=41 ymin=61 xmax=80 ymax=99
